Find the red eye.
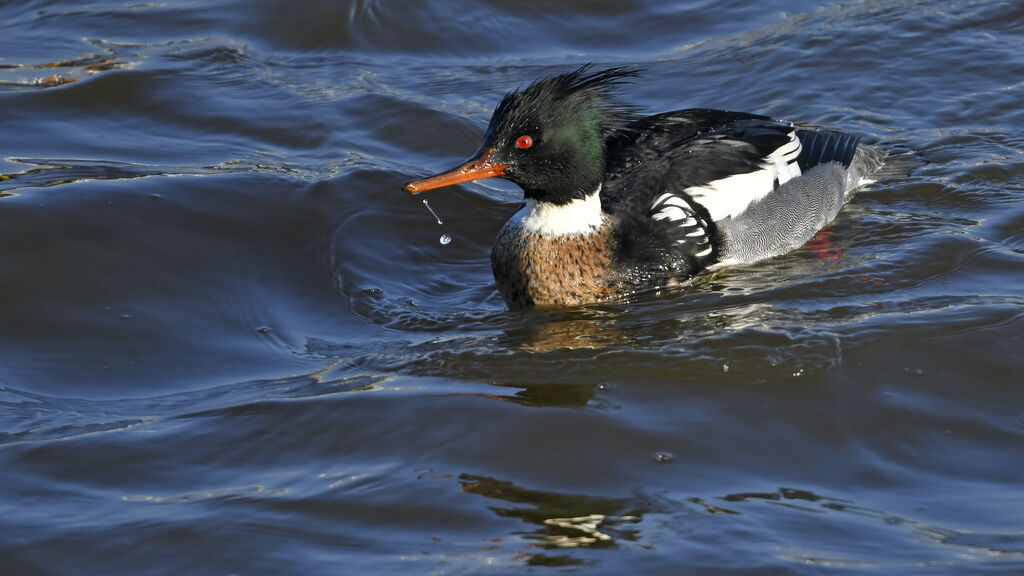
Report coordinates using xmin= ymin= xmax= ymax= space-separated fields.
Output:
xmin=516 ymin=135 xmax=533 ymax=149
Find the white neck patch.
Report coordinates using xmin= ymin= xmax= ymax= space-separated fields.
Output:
xmin=514 ymin=185 xmax=604 ymax=237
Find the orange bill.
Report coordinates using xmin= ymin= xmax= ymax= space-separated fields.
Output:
xmin=403 ymin=147 xmax=508 ymax=194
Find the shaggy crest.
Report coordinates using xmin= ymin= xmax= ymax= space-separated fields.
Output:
xmin=476 ymin=65 xmax=642 ymax=205
xmin=484 ymin=65 xmax=641 ymax=144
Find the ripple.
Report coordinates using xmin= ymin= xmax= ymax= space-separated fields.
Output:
xmin=0 ymin=155 xmax=364 ymax=196
xmin=0 ymin=371 xmax=386 ymax=445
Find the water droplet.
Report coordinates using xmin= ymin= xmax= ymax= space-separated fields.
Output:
xmin=256 ymin=326 xmax=271 ymax=334
xmin=120 ymin=313 xmax=132 ymax=320
xmin=439 ymin=233 xmax=452 ymax=245
xmin=422 ymin=199 xmax=443 ymax=225
xmin=654 ymin=452 xmax=674 ymax=463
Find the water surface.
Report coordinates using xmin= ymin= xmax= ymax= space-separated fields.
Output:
xmin=1 ymin=0 xmax=1023 ymax=573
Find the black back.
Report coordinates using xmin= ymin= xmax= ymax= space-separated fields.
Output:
xmin=597 ymin=109 xmax=801 ymax=275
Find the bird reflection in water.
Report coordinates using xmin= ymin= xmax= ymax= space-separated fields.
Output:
xmin=457 ymin=474 xmax=644 ymax=566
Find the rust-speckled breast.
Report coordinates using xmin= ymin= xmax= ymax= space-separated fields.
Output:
xmin=490 ymin=215 xmax=623 ymax=307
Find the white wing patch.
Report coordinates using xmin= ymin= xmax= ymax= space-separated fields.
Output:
xmin=684 ymin=129 xmax=803 ymax=221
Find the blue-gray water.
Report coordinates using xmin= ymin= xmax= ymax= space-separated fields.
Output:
xmin=1 ymin=1 xmax=1022 ymax=574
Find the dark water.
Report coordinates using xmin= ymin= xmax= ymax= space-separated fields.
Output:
xmin=2 ymin=0 xmax=1023 ymax=573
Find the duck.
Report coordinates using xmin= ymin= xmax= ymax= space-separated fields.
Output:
xmin=403 ymin=65 xmax=889 ymax=308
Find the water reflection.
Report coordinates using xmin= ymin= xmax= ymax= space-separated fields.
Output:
xmin=0 ymin=52 xmax=125 ymax=89
xmin=501 ymin=315 xmax=626 ymax=353
xmin=451 ymin=479 xmax=1024 ymax=568
xmin=457 ymin=474 xmax=644 ymax=565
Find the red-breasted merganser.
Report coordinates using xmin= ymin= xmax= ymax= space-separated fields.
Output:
xmin=403 ymin=65 xmax=888 ymax=308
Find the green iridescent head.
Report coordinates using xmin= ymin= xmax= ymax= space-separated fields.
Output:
xmin=480 ymin=65 xmax=640 ymax=204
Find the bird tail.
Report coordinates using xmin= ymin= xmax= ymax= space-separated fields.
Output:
xmin=796 ymin=125 xmax=924 ymax=192
xmin=795 ymin=128 xmax=860 ymax=172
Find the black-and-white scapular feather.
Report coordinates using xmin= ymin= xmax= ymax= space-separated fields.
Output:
xmin=602 ymin=110 xmax=889 ymax=268
xmin=650 ymin=191 xmax=714 ymax=258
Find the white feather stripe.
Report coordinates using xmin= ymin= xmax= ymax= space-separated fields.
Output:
xmin=777 ymin=133 xmax=802 ymax=161
xmin=774 ymin=131 xmax=801 ymax=159
xmin=773 ymin=152 xmax=802 ymax=187
xmin=777 ymin=134 xmax=799 ymax=150
xmin=652 ymin=205 xmax=688 ymax=221
xmin=695 ymin=246 xmax=713 ymax=257
xmin=652 ymin=192 xmax=674 ymax=207
xmin=662 ymin=196 xmax=692 ymax=209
